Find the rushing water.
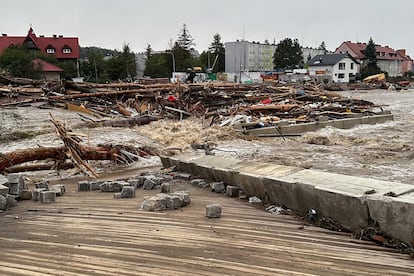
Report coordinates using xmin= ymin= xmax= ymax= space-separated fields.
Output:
xmin=1 ymin=89 xmax=414 ymax=184
xmin=216 ymin=89 xmax=414 ymax=184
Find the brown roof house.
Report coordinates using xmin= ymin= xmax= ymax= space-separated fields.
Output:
xmin=335 ymin=41 xmax=408 ymax=77
xmin=33 ymin=59 xmax=63 ymax=80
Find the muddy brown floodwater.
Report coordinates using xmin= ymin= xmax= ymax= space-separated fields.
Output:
xmin=213 ymin=89 xmax=414 ymax=184
xmin=1 ymin=89 xmax=413 ymax=184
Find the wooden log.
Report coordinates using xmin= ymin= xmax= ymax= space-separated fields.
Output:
xmin=100 ymin=115 xmax=158 ymax=127
xmin=49 ymin=87 xmax=165 ymax=100
xmin=0 ymin=145 xmax=151 ymax=173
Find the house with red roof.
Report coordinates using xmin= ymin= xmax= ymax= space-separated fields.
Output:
xmin=0 ymin=27 xmax=79 ymax=61
xmin=335 ymin=41 xmax=411 ymax=77
xmin=32 ymin=58 xmax=63 ymax=80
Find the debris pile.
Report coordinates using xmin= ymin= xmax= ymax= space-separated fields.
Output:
xmin=0 ymin=78 xmax=385 ymax=130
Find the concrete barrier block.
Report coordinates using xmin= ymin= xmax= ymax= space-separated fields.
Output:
xmin=367 ymin=194 xmax=414 ymax=245
xmin=191 ymin=156 xmax=241 ymax=181
xmin=263 ymin=177 xmax=318 ymax=214
xmin=40 ymin=191 xmax=56 ymax=204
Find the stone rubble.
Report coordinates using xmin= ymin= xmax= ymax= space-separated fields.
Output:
xmin=206 ymin=203 xmax=222 ymax=218
xmin=140 ymin=191 xmax=191 ymax=211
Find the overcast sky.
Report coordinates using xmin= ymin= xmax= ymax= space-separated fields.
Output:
xmin=2 ymin=0 xmax=414 ymax=56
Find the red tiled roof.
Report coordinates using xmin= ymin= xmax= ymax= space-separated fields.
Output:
xmin=335 ymin=41 xmax=403 ymax=61
xmin=32 ymin=59 xmax=63 ymax=72
xmin=0 ymin=36 xmax=25 ymax=51
xmin=0 ymin=28 xmax=79 ymax=59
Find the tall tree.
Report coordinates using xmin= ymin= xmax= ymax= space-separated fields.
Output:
xmin=318 ymin=41 xmax=327 ymax=51
xmin=208 ymin=33 xmax=225 ymax=72
xmin=106 ymin=43 xmax=136 ymax=81
xmin=171 ymin=42 xmax=194 ymax=72
xmin=318 ymin=41 xmax=327 ymax=54
xmin=177 ymin=23 xmax=195 ymax=51
xmin=0 ymin=45 xmax=43 ymax=79
xmin=145 ymin=44 xmax=152 ymax=60
xmin=361 ymin=37 xmax=381 ymax=79
xmin=273 ymin=38 xmax=303 ymax=70
xmin=144 ymin=53 xmax=169 ymax=78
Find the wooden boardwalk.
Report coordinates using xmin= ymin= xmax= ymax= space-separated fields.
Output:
xmin=0 ymin=179 xmax=413 ymax=276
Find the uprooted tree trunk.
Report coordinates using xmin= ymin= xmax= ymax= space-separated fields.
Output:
xmin=0 ymin=114 xmax=154 ymax=177
xmin=0 ymin=144 xmax=152 ymax=176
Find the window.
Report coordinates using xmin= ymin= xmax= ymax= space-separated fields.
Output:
xmin=63 ymin=48 xmax=72 ymax=54
xmin=46 ymin=48 xmax=55 ymax=54
xmin=338 ymin=73 xmax=345 ymax=79
xmin=338 ymin=63 xmax=345 ymax=70
xmin=350 ymin=63 xmax=354 ymax=70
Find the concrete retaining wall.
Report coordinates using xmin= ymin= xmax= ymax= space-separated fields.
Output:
xmin=243 ymin=113 xmax=394 ymax=136
xmin=161 ymin=153 xmax=414 ymax=244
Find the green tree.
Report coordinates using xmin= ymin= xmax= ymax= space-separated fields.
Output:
xmin=80 ymin=50 xmax=109 ymax=83
xmin=57 ymin=60 xmax=78 ymax=80
xmin=171 ymin=42 xmax=193 ymax=72
xmin=144 ymin=53 xmax=169 ymax=78
xmin=361 ymin=37 xmax=381 ymax=79
xmin=106 ymin=43 xmax=136 ymax=81
xmin=0 ymin=45 xmax=42 ymax=78
xmin=177 ymin=23 xmax=195 ymax=51
xmin=273 ymin=38 xmax=303 ymax=70
xmin=208 ymin=33 xmax=225 ymax=72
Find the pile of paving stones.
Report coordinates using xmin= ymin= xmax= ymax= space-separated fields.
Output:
xmin=189 ymin=177 xmax=265 ymax=218
xmin=0 ymin=174 xmax=66 ymax=211
xmin=141 ymin=191 xmax=191 ymax=211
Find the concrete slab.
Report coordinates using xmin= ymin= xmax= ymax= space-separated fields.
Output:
xmin=190 ymin=155 xmax=242 ymax=181
xmin=367 ymin=194 xmax=414 ymax=245
xmin=280 ymin=169 xmax=414 ymax=196
xmin=164 ymin=153 xmax=414 ymax=243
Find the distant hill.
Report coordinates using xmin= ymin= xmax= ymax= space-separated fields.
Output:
xmin=79 ymin=46 xmax=115 ymax=59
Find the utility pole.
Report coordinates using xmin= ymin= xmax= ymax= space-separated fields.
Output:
xmin=93 ymin=56 xmax=98 ymax=83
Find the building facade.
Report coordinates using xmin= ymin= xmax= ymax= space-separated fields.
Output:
xmin=225 ymin=40 xmax=276 ymax=75
xmin=307 ymin=53 xmax=359 ymax=83
xmin=335 ymin=41 xmax=407 ymax=77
